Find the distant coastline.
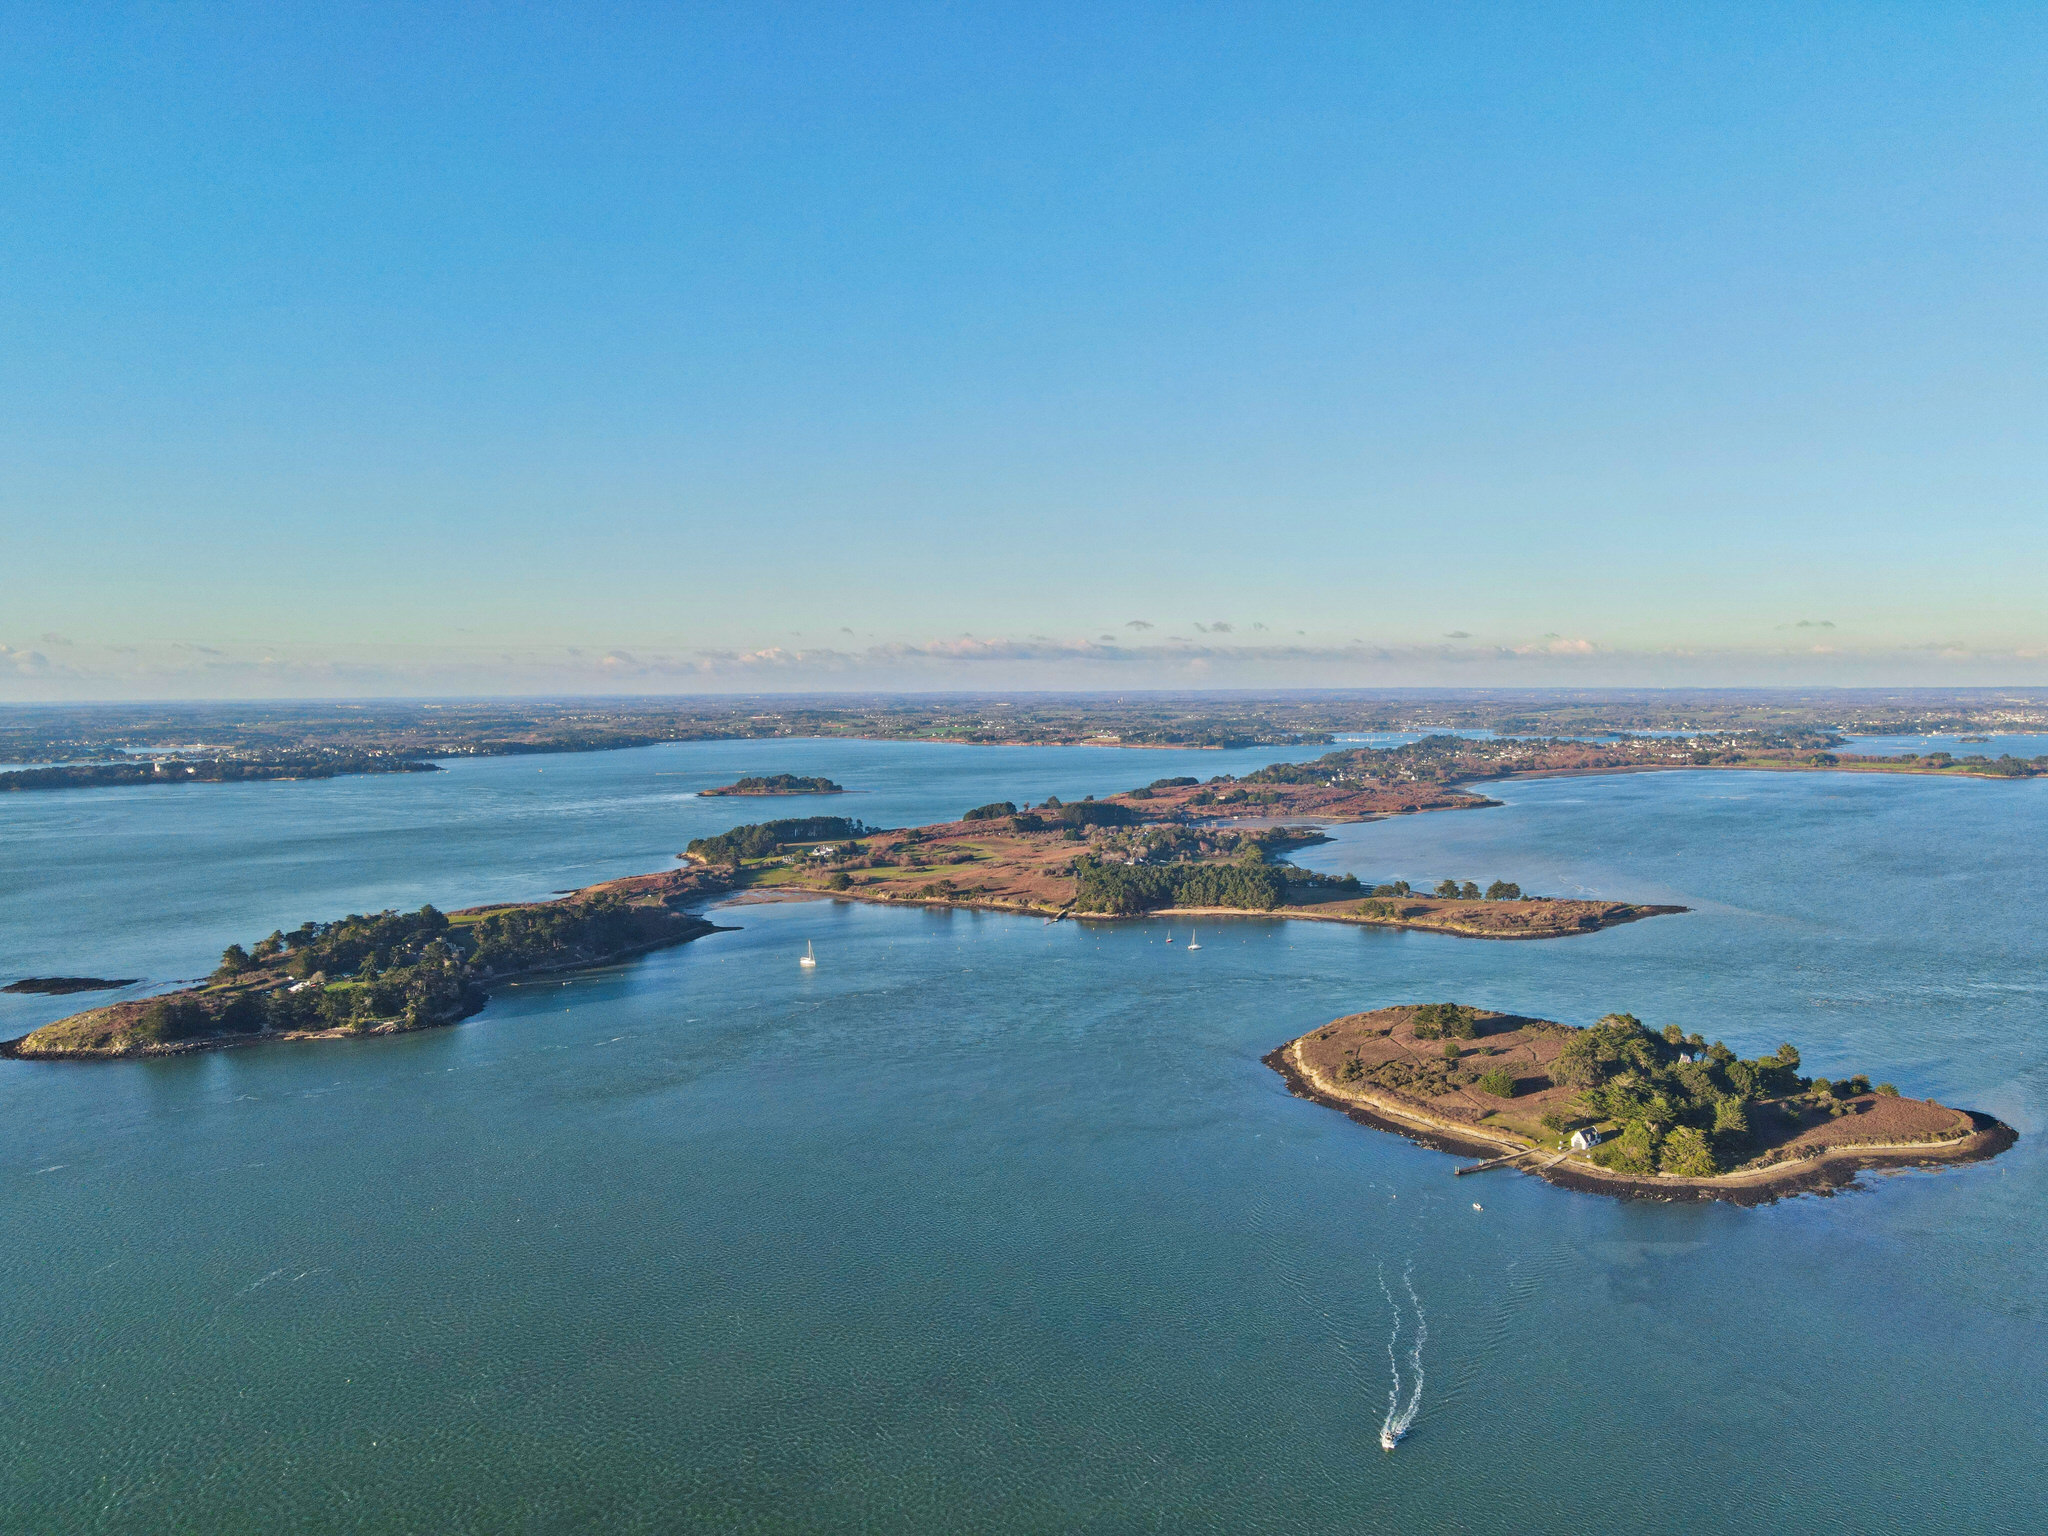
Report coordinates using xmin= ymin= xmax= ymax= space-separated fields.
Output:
xmin=6 ymin=707 xmax=2044 ymax=795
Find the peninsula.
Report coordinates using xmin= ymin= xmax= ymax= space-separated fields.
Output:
xmin=4 ymin=885 xmax=721 ymax=1060
xmin=1270 ymin=1004 xmax=2014 ymax=1203
xmin=680 ymin=782 xmax=1682 ymax=938
xmin=698 ymin=774 xmax=845 ymax=796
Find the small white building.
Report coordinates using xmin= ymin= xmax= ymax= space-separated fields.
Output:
xmin=1569 ymin=1126 xmax=1604 ymax=1151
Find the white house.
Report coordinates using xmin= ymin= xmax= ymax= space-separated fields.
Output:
xmin=1569 ymin=1126 xmax=1604 ymax=1151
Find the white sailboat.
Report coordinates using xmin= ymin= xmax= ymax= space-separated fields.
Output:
xmin=1165 ymin=928 xmax=1175 ymax=944
xmin=1185 ymin=928 xmax=1201 ymax=950
xmin=799 ymin=940 xmax=817 ymax=968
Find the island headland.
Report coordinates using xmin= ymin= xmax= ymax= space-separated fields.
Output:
xmin=4 ymin=886 xmax=724 ymax=1061
xmin=1269 ymin=1004 xmax=2015 ymax=1204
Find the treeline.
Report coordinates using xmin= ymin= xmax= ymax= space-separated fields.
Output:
xmin=0 ymin=755 xmax=439 ymax=792
xmin=1012 ymin=800 xmax=1144 ymax=831
xmin=1124 ymin=776 xmax=1198 ymax=799
xmin=463 ymin=895 xmax=664 ymax=975
xmin=686 ymin=816 xmax=872 ymax=863
xmin=1073 ymin=858 xmax=1287 ymax=914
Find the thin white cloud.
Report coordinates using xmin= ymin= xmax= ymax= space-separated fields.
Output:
xmin=8 ymin=631 xmax=2048 ymax=698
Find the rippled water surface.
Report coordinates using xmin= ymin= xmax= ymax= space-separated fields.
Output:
xmin=3 ymin=743 xmax=2044 ymax=1533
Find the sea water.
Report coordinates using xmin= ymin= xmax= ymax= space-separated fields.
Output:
xmin=2 ymin=742 xmax=2044 ymax=1532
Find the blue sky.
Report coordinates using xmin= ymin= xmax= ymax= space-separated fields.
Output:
xmin=3 ymin=3 xmax=2045 ymax=697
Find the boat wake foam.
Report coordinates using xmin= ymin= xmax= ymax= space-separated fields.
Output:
xmin=1378 ymin=1261 xmax=1427 ymax=1449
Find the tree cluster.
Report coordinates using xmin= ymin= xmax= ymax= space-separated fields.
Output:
xmin=1557 ymin=1013 xmax=1816 ymax=1176
xmin=1408 ymin=1002 xmax=1479 ymax=1040
xmin=1071 ymin=858 xmax=1286 ymax=914
xmin=686 ymin=816 xmax=872 ymax=864
xmin=153 ymin=895 xmax=685 ymax=1046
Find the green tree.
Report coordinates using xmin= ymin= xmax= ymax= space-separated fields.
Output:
xmin=1459 ymin=881 xmax=1481 ymax=900
xmin=1477 ymin=1068 xmax=1516 ymax=1098
xmin=1599 ymin=1119 xmax=1661 ymax=1175
xmin=1712 ymin=1097 xmax=1749 ymax=1137
xmin=1433 ymin=878 xmax=1461 ymax=898
xmin=1410 ymin=1002 xmax=1477 ymax=1040
xmin=217 ymin=943 xmax=252 ymax=975
xmin=134 ymin=994 xmax=213 ymax=1044
xmin=1484 ymin=880 xmax=1521 ymax=900
xmin=1660 ymin=1126 xmax=1720 ymax=1177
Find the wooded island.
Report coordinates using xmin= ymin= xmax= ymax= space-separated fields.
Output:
xmin=698 ymin=774 xmax=844 ymax=796
xmin=1272 ymin=1004 xmax=2013 ymax=1202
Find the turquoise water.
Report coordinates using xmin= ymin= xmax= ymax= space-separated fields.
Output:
xmin=1839 ymin=733 xmax=2048 ymax=759
xmin=3 ymin=745 xmax=2044 ymax=1532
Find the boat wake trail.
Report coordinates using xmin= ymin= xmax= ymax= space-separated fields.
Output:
xmin=1378 ymin=1262 xmax=1427 ymax=1449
